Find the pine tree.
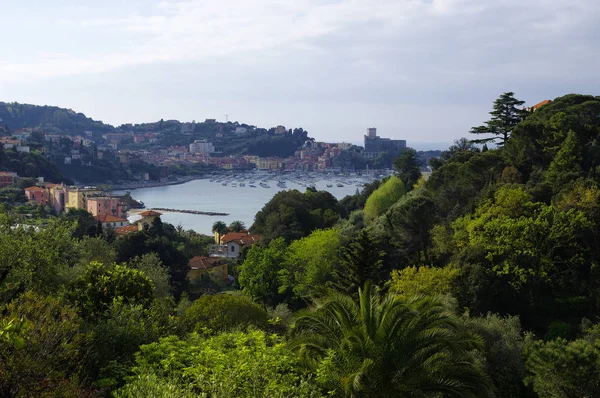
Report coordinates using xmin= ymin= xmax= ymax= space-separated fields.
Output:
xmin=470 ymin=92 xmax=528 ymax=146
xmin=330 ymin=229 xmax=384 ymax=297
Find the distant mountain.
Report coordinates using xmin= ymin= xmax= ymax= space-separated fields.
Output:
xmin=0 ymin=102 xmax=115 ymax=136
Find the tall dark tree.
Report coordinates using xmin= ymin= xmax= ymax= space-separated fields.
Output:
xmin=212 ymin=221 xmax=228 ymax=243
xmin=470 ymin=92 xmax=528 ymax=146
xmin=330 ymin=229 xmax=384 ymax=297
xmin=393 ymin=148 xmax=421 ymax=190
xmin=228 ymin=220 xmax=246 ymax=232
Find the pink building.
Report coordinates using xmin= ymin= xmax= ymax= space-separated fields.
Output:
xmin=0 ymin=172 xmax=16 ymax=188
xmin=86 ymin=196 xmax=128 ymax=218
xmin=24 ymin=186 xmax=48 ymax=206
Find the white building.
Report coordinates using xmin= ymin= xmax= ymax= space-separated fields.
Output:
xmin=189 ymin=140 xmax=215 ymax=154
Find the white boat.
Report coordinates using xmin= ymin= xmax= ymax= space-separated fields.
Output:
xmin=336 ymin=183 xmax=344 ymax=187
xmin=326 ymin=184 xmax=333 ymax=188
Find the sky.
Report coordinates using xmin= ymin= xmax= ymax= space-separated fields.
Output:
xmin=0 ymin=0 xmax=599 ymax=150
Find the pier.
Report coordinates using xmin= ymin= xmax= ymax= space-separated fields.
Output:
xmin=151 ymin=207 xmax=229 ymax=216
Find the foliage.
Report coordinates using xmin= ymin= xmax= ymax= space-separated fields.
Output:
xmin=68 ymin=262 xmax=154 ymax=318
xmin=238 ymin=238 xmax=287 ymax=306
xmin=525 ymin=336 xmax=600 ymax=398
xmin=0 ymin=292 xmax=84 ymax=397
xmin=292 ymin=283 xmax=491 ymax=397
xmin=389 ymin=265 xmax=459 ymax=299
xmin=251 ymin=189 xmax=340 ymax=242
xmin=330 ymin=229 xmax=384 ymax=297
xmin=470 ymin=92 xmax=528 ymax=146
xmin=84 ymin=298 xmax=167 ymax=386
xmin=279 ymin=228 xmax=341 ymax=301
xmin=394 ymin=148 xmax=421 ymax=190
xmin=363 ymin=175 xmax=406 ymax=222
xmin=228 ymin=220 xmax=246 ymax=232
xmin=114 ymin=221 xmax=190 ymax=298
xmin=117 ymin=330 xmax=322 ymax=398
xmin=0 ymin=215 xmax=78 ymax=303
xmin=181 ymin=294 xmax=268 ymax=333
xmin=129 ymin=253 xmax=172 ymax=299
xmin=462 ymin=314 xmax=528 ymax=398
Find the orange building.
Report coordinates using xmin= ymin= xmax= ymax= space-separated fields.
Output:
xmin=86 ymin=196 xmax=128 ymax=218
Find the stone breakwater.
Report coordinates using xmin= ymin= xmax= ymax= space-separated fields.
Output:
xmin=152 ymin=207 xmax=229 ymax=216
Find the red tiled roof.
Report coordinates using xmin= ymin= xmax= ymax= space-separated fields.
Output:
xmin=24 ymin=186 xmax=45 ymax=191
xmin=221 ymin=232 xmax=249 ymax=243
xmin=188 ymin=256 xmax=227 ymax=270
xmin=95 ymin=214 xmax=128 ymax=223
xmin=140 ymin=210 xmax=162 ymax=217
xmin=115 ymin=225 xmax=139 ymax=235
xmin=222 ymin=232 xmax=262 ymax=246
xmin=532 ymin=99 xmax=551 ymax=109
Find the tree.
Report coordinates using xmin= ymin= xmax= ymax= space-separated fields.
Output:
xmin=545 ymin=129 xmax=583 ymax=191
xmin=115 ymin=330 xmax=321 ymax=398
xmin=238 ymin=238 xmax=288 ymax=306
xmin=389 ymin=265 xmax=459 ymax=299
xmin=251 ymin=189 xmax=340 ymax=242
xmin=181 ymin=294 xmax=268 ymax=333
xmin=0 ymin=292 xmax=85 ymax=397
xmin=228 ymin=220 xmax=246 ymax=232
xmin=394 ymin=148 xmax=421 ymax=190
xmin=68 ymin=262 xmax=154 ymax=318
xmin=462 ymin=314 xmax=528 ymax=398
xmin=211 ymin=221 xmax=227 ymax=243
xmin=279 ymin=228 xmax=341 ymax=301
xmin=291 ymin=283 xmax=492 ymax=397
xmin=470 ymin=92 xmax=528 ymax=146
xmin=129 ymin=253 xmax=172 ymax=299
xmin=330 ymin=229 xmax=384 ymax=297
xmin=525 ymin=337 xmax=600 ymax=397
xmin=363 ymin=176 xmax=406 ymax=222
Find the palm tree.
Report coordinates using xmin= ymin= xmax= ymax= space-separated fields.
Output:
xmin=291 ymin=283 xmax=492 ymax=397
xmin=228 ymin=220 xmax=246 ymax=232
xmin=212 ymin=221 xmax=228 ymax=244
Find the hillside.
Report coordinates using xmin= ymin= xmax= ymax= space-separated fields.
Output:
xmin=0 ymin=102 xmax=114 ymax=136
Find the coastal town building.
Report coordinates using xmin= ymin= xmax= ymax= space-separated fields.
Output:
xmin=86 ymin=196 xmax=129 ymax=218
xmin=0 ymin=172 xmax=16 ymax=188
xmin=189 ymin=140 xmax=215 ymax=155
xmin=187 ymin=256 xmax=229 ymax=283
xmin=66 ymin=187 xmax=102 ymax=210
xmin=137 ymin=210 xmax=162 ymax=231
xmin=95 ymin=214 xmax=129 ymax=231
xmin=209 ymin=231 xmax=262 ymax=259
xmin=24 ymin=186 xmax=48 ymax=206
xmin=363 ymin=127 xmax=406 ymax=159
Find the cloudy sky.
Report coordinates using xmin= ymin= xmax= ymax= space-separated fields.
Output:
xmin=0 ymin=0 xmax=598 ymax=149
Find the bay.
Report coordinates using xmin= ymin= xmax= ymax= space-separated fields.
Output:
xmin=114 ymin=175 xmax=368 ymax=235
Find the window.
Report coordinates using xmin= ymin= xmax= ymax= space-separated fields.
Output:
xmin=231 ymin=245 xmax=235 ymax=253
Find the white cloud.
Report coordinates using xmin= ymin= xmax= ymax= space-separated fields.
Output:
xmin=0 ymin=0 xmax=598 ymax=143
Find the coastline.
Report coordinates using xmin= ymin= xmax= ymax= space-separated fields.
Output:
xmin=110 ymin=175 xmax=203 ymax=191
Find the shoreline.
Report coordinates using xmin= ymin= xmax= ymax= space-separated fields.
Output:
xmin=110 ymin=176 xmax=203 ymax=191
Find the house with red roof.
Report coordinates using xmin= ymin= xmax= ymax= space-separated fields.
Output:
xmin=95 ymin=214 xmax=129 ymax=231
xmin=529 ymin=99 xmax=552 ymax=112
xmin=209 ymin=231 xmax=262 ymax=258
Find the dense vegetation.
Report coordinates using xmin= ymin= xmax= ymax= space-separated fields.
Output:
xmin=2 ymin=93 xmax=600 ymax=397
